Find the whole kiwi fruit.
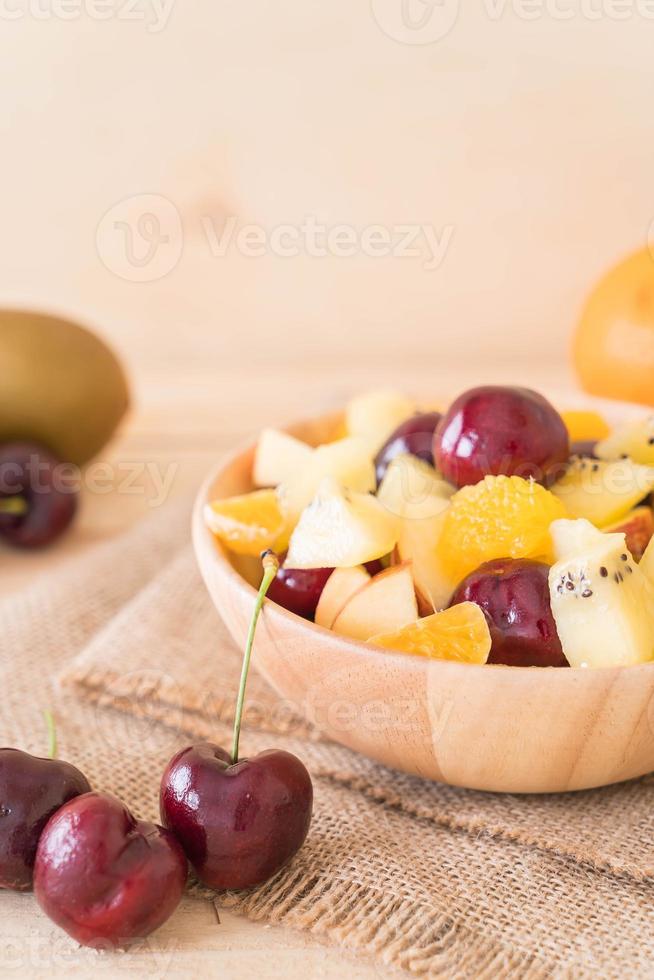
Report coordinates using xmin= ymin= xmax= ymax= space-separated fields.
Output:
xmin=0 ymin=311 xmax=129 ymax=465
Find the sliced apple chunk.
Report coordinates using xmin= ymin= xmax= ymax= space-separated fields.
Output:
xmin=377 ymin=454 xmax=452 ymax=519
xmin=331 ymin=564 xmax=418 ymax=641
xmin=377 ymin=456 xmax=456 ymax=611
xmin=345 ymin=389 xmax=415 ymax=453
xmin=602 ymin=506 xmax=654 ymax=562
xmin=315 ymin=565 xmax=370 ymax=629
xmin=253 ymin=428 xmax=312 ymax=487
xmin=278 ymin=437 xmax=375 ymax=524
xmin=395 ymin=509 xmax=456 ymax=614
xmin=371 ymin=602 xmax=491 ymax=664
xmin=285 ymin=478 xmax=399 ymax=569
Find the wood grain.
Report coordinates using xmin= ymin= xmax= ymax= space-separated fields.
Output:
xmin=0 ymin=892 xmax=397 ymax=979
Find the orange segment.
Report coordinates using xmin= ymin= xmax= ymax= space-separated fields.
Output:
xmin=205 ymin=489 xmax=290 ymax=556
xmin=439 ymin=475 xmax=567 ymax=583
xmin=560 ymin=410 xmax=610 ymax=442
xmin=371 ymin=602 xmax=491 ymax=664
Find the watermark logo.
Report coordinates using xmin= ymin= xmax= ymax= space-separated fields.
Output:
xmin=372 ymin=0 xmax=654 ymax=44
xmin=371 ymin=0 xmax=461 ymax=43
xmin=95 ymin=194 xmax=183 ymax=283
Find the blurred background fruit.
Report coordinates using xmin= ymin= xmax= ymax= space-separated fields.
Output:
xmin=574 ymin=249 xmax=654 ymax=407
xmin=0 ymin=311 xmax=129 ymax=466
xmin=0 ymin=442 xmax=78 ymax=550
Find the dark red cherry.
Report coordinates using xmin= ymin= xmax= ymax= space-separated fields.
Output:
xmin=34 ymin=792 xmax=187 ymax=947
xmin=266 ymin=558 xmax=387 ymax=619
xmin=449 ymin=558 xmax=567 ymax=667
xmin=267 ymin=562 xmax=333 ymax=619
xmin=0 ymin=749 xmax=91 ymax=891
xmin=0 ymin=442 xmax=78 ymax=548
xmin=162 ymin=553 xmax=313 ymax=892
xmin=375 ymin=411 xmax=441 ymax=485
xmin=160 ymin=744 xmax=313 ymax=891
xmin=434 ymin=387 xmax=569 ymax=488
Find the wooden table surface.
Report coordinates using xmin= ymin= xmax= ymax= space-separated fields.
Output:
xmin=2 ymin=358 xmax=572 ymax=593
xmin=0 ymin=337 xmax=573 ymax=976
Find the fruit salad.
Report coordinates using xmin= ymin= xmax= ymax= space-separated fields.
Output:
xmin=206 ymin=387 xmax=654 ymax=669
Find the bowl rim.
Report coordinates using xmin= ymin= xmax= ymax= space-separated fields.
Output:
xmin=193 ymin=390 xmax=654 ymax=682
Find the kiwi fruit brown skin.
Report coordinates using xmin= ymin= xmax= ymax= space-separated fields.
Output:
xmin=0 ymin=311 xmax=130 ymax=466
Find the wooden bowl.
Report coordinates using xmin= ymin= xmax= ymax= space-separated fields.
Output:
xmin=193 ymin=400 xmax=654 ymax=794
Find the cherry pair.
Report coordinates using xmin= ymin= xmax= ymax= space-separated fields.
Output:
xmin=0 ymin=555 xmax=312 ymax=947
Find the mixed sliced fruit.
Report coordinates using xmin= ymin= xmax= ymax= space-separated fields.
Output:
xmin=206 ymin=387 xmax=654 ymax=669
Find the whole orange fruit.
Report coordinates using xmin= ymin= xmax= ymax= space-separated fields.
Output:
xmin=574 ymin=248 xmax=654 ymax=406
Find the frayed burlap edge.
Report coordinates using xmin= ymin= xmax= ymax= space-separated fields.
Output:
xmin=215 ymin=869 xmax=554 ymax=980
xmin=62 ymin=664 xmax=319 ymax=742
xmin=71 ymin=686 xmax=654 ymax=887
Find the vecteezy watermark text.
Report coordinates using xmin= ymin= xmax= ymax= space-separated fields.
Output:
xmin=0 ymin=0 xmax=174 ymax=31
xmin=201 ymin=215 xmax=454 ymax=270
xmin=89 ymin=664 xmax=455 ymax=754
xmin=371 ymin=0 xmax=654 ymax=45
xmin=0 ymin=456 xmax=178 ymax=509
xmin=95 ymin=194 xmax=455 ymax=282
xmin=0 ymin=932 xmax=178 ymax=974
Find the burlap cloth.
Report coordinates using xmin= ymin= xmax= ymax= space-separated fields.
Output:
xmin=2 ymin=501 xmax=654 ymax=978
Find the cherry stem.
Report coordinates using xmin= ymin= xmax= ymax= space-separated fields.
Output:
xmin=44 ymin=710 xmax=57 ymax=760
xmin=231 ymin=550 xmax=279 ymax=765
xmin=0 ymin=496 xmax=28 ymax=517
